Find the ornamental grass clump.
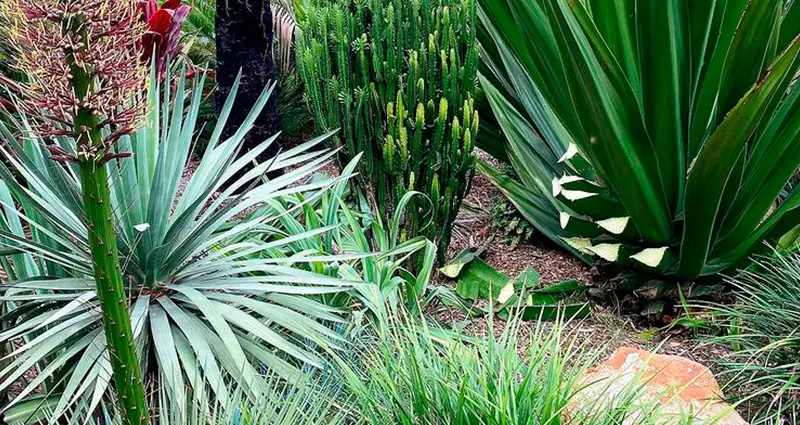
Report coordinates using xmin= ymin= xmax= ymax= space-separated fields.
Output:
xmin=708 ymin=252 xmax=800 ymax=420
xmin=0 ymin=1 xmax=149 ymax=425
xmin=296 ymin=0 xmax=480 ymax=263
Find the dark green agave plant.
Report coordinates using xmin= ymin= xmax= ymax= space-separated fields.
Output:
xmin=478 ymin=0 xmax=800 ymax=282
xmin=297 ymin=0 xmax=480 ymax=262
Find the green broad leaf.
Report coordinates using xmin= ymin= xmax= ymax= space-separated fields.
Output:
xmin=531 ymin=279 xmax=585 ymax=295
xmin=520 ymin=302 xmax=590 ymax=321
xmin=680 ymin=33 xmax=800 ymax=278
xmin=515 ymin=266 xmax=541 ymax=290
xmin=439 ymin=247 xmax=482 ymax=278
xmin=455 ymin=258 xmax=511 ymax=302
xmin=509 ymin=279 xmax=586 ymax=312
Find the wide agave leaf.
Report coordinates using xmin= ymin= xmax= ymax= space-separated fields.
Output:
xmin=478 ymin=0 xmax=800 ymax=280
xmin=0 ymin=68 xmax=361 ymax=422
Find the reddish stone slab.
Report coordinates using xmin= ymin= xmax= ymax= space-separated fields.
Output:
xmin=567 ymin=347 xmax=747 ymax=425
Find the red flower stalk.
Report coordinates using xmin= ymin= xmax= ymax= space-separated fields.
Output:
xmin=138 ymin=0 xmax=190 ymax=76
xmin=2 ymin=0 xmax=147 ymax=163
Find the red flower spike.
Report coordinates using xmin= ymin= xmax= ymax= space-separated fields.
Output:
xmin=137 ymin=0 xmax=190 ymax=77
xmin=148 ymin=9 xmax=174 ymax=34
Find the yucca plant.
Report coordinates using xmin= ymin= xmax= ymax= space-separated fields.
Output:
xmin=478 ymin=0 xmax=800 ymax=282
xmin=296 ymin=0 xmax=480 ymax=262
xmin=0 ymin=57 xmax=362 ymax=422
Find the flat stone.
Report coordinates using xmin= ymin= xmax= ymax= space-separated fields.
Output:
xmin=567 ymin=347 xmax=747 ymax=425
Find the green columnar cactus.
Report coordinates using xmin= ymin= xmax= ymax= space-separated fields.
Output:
xmin=297 ymin=0 xmax=479 ymax=263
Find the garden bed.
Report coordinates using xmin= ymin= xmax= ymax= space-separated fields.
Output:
xmin=431 ymin=152 xmax=729 ymax=372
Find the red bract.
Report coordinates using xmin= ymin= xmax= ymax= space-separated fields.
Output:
xmin=138 ymin=0 xmax=190 ymax=76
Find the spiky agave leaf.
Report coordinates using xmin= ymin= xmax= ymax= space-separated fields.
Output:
xmin=0 ymin=66 xmax=362 ymax=423
xmin=477 ymin=0 xmax=800 ymax=282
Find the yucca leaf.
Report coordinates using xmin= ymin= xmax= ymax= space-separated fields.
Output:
xmin=637 ymin=0 xmax=689 ymax=214
xmin=688 ymin=0 xmax=750 ymax=156
xmin=716 ymin=84 xmax=800 ymax=253
xmin=716 ymin=0 xmax=782 ymax=117
xmin=149 ymin=304 xmax=187 ymax=415
xmin=587 ymin=0 xmax=639 ymax=95
xmin=157 ymin=297 xmax=231 ymax=407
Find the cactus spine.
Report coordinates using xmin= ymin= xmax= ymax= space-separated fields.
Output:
xmin=298 ymin=0 xmax=479 ymax=263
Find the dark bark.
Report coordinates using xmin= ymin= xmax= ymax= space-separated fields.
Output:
xmin=215 ymin=0 xmax=280 ymax=170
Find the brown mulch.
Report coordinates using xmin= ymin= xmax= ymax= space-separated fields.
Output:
xmin=448 ymin=150 xmax=593 ymax=284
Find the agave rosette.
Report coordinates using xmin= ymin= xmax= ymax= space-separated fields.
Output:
xmin=478 ymin=0 xmax=800 ymax=280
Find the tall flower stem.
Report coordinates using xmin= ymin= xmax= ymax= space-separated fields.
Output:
xmin=78 ymin=162 xmax=149 ymax=425
xmin=1 ymin=1 xmax=149 ymax=422
xmin=66 ymin=8 xmax=149 ymax=425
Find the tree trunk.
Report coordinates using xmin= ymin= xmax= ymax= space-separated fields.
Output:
xmin=215 ymin=0 xmax=280 ymax=169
